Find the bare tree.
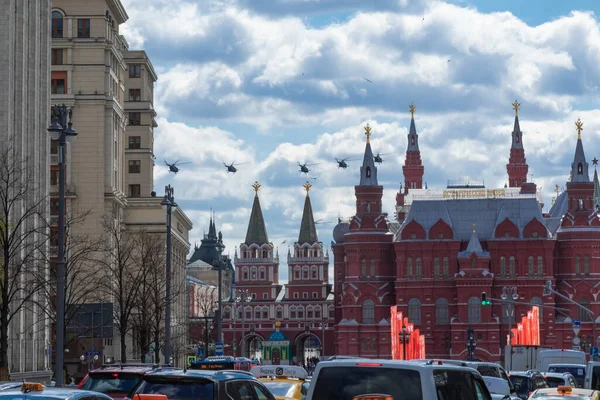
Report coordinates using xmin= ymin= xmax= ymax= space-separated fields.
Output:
xmin=0 ymin=145 xmax=48 ymax=380
xmin=98 ymin=215 xmax=143 ymax=363
xmin=190 ymin=285 xmax=217 ymax=357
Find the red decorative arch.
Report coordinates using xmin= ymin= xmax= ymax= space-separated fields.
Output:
xmin=401 ymin=220 xmax=426 ymax=240
xmin=523 ymin=218 xmax=546 ymax=238
xmin=429 ymin=218 xmax=454 ymax=240
xmin=494 ymin=218 xmax=519 ymax=239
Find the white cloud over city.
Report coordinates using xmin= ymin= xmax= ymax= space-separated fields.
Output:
xmin=120 ymin=0 xmax=600 ymax=282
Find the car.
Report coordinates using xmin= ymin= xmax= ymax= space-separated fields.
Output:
xmin=0 ymin=382 xmax=114 ymax=400
xmin=304 ymin=358 xmax=494 ymax=400
xmin=78 ymin=363 xmax=174 ymax=399
xmin=543 ymin=372 xmax=578 ymax=388
xmin=528 ymin=385 xmax=600 ymax=399
xmin=547 ymin=363 xmax=586 ymax=388
xmin=508 ymin=371 xmax=549 ymax=400
xmin=129 ymin=368 xmax=277 ymax=400
xmin=251 ymin=365 xmax=310 ymax=400
xmin=0 ymin=382 xmax=24 ymax=391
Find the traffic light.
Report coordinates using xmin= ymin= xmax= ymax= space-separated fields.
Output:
xmin=481 ymin=292 xmax=491 ymax=306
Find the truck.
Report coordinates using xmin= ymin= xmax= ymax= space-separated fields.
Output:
xmin=505 ymin=345 xmax=551 ymax=372
xmin=536 ymin=349 xmax=586 ymax=372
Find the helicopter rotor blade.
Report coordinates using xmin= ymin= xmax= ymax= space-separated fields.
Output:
xmin=177 ymin=162 xmax=192 ymax=165
xmin=233 ymin=162 xmax=250 ymax=166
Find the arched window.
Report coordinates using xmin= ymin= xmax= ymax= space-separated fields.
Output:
xmin=443 ymin=257 xmax=449 ymax=278
xmin=366 ymin=167 xmax=371 ymax=177
xmin=576 ymin=257 xmax=581 ymax=276
xmin=433 ymin=257 xmax=440 ymax=279
xmin=315 ymin=306 xmax=321 ymax=319
xmin=262 ymin=306 xmax=269 ymax=320
xmin=500 ymin=256 xmax=506 ymax=278
xmin=254 ymin=306 xmax=261 ymax=320
xmin=242 ymin=267 xmax=249 ymax=280
xmin=509 ymin=256 xmax=516 ymax=278
xmin=250 ymin=266 xmax=257 ymax=280
xmin=259 ymin=266 xmax=266 ymax=280
xmin=537 ymin=256 xmax=544 ymax=277
xmin=297 ymin=306 xmax=305 ymax=319
xmin=435 ymin=298 xmax=449 ymax=324
xmin=302 ymin=266 xmax=309 ymax=280
xmin=416 ymin=258 xmax=422 ymax=279
xmin=530 ymin=297 xmax=543 ymax=322
xmin=406 ymin=258 xmax=413 ymax=278
xmin=52 ymin=11 xmax=63 ymax=38
xmin=290 ymin=306 xmax=297 ymax=319
xmin=528 ymin=256 xmax=534 ymax=277
xmin=362 ymin=300 xmax=375 ymax=324
xmin=244 ymin=305 xmax=252 ymax=320
xmin=370 ymin=259 xmax=376 ymax=277
xmin=584 ymin=257 xmax=590 ymax=278
xmin=306 ymin=305 xmax=314 ymax=319
xmin=578 ymin=163 xmax=583 ymax=174
xmin=311 ymin=266 xmax=318 ymax=279
xmin=276 ymin=306 xmax=283 ymax=319
xmin=237 ymin=306 xmax=242 ymax=320
xmin=468 ymin=297 xmax=481 ymax=323
xmin=579 ymin=298 xmax=591 ymax=322
xmin=579 ymin=199 xmax=584 ymax=209
xmin=328 ymin=305 xmax=334 ymax=319
xmin=361 ymin=259 xmax=367 ymax=277
xmin=408 ymin=298 xmax=421 ymax=324
xmin=294 ymin=266 xmax=301 ymax=280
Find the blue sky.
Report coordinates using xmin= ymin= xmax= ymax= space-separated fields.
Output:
xmin=120 ymin=0 xmax=600 ymax=283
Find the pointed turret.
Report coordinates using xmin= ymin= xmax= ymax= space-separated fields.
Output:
xmin=570 ymin=119 xmax=590 ymax=183
xmin=593 ymin=158 xmax=600 ymax=209
xmin=507 ymin=100 xmax=529 ymax=187
xmin=402 ymin=104 xmax=424 ymax=191
xmin=359 ymin=124 xmax=378 ymax=186
xmin=298 ymin=182 xmax=318 ymax=244
xmin=208 ymin=212 xmax=217 ymax=239
xmin=244 ymin=181 xmax=269 ymax=245
xmin=465 ymin=230 xmax=484 ymax=254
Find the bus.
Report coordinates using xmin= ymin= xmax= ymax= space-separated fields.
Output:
xmin=189 ymin=356 xmax=254 ymax=371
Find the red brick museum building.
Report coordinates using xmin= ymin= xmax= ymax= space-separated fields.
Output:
xmin=332 ymin=103 xmax=600 ymax=362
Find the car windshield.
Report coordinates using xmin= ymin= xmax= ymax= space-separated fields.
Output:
xmin=310 ymin=366 xmax=423 ymax=400
xmin=80 ymin=373 xmax=141 ymax=396
xmin=544 ymin=377 xmax=565 ymax=388
xmin=508 ymin=375 xmax=529 ymax=396
xmin=134 ymin=377 xmax=214 ymax=400
xmin=434 ymin=369 xmax=491 ymax=400
xmin=261 ymin=381 xmax=296 ymax=397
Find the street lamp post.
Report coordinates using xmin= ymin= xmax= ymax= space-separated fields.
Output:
xmin=202 ymin=312 xmax=215 ymax=358
xmin=47 ymin=104 xmax=78 ymax=387
xmin=161 ymin=185 xmax=177 ymax=365
xmin=235 ymin=289 xmax=252 ymax=358
xmin=501 ymin=286 xmax=519 ymax=370
xmin=215 ymin=260 xmax=223 ymax=345
xmin=318 ymin=323 xmax=328 ymax=360
xmin=399 ymin=323 xmax=410 ymax=360
xmin=466 ymin=327 xmax=477 ymax=361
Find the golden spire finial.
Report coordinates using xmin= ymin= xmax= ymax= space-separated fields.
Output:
xmin=512 ymin=100 xmax=520 ymax=116
xmin=409 ymin=103 xmax=416 ymax=119
xmin=364 ymin=124 xmax=372 ymax=144
xmin=252 ymin=181 xmax=261 ymax=196
xmin=303 ymin=181 xmax=312 ymax=196
xmin=472 ymin=222 xmax=476 ymax=233
xmin=576 ymin=118 xmax=584 ymax=140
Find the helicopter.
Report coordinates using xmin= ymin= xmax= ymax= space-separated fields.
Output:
xmin=298 ymin=162 xmax=320 ymax=174
xmin=373 ymin=152 xmax=392 ymax=164
xmin=335 ymin=157 xmax=359 ymax=169
xmin=164 ymin=160 xmax=191 ymax=174
xmin=223 ymin=162 xmax=249 ymax=173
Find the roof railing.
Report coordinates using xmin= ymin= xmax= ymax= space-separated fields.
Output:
xmin=214 ymin=370 xmax=255 ymax=377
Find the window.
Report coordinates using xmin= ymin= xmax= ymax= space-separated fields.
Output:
xmin=261 ymin=307 xmax=268 ymax=319
xmin=294 ymin=267 xmax=301 ymax=280
xmin=50 ymin=226 xmax=58 ymax=247
xmin=252 ymin=382 xmax=272 ymax=400
xmin=528 ymin=256 xmax=534 ymax=277
xmin=435 ymin=298 xmax=449 ymax=324
xmin=50 ymin=165 xmax=59 ymax=185
xmin=77 ymin=19 xmax=90 ymax=38
xmin=259 ymin=267 xmax=266 ymax=280
xmin=408 ymin=298 xmax=421 ymax=324
xmin=578 ymin=163 xmax=583 ymax=175
xmin=537 ymin=256 xmax=544 ymax=277
xmin=128 ymin=136 xmax=141 ymax=149
xmin=254 ymin=308 xmax=261 ymax=320
xmin=509 ymin=256 xmax=516 ymax=278
xmin=362 ymin=299 xmax=375 ymax=324
xmin=584 ymin=257 xmax=590 ymax=278
xmin=443 ymin=257 xmax=449 ymax=278
xmin=50 ymin=140 xmax=58 ymax=155
xmin=468 ymin=297 xmax=481 ymax=323
xmin=576 ymin=257 xmax=581 ymax=276
xmin=128 ymin=89 xmax=141 ymax=101
xmin=360 ymin=338 xmax=377 ymax=353
xmin=245 ymin=307 xmax=251 ymax=320
xmin=51 ymin=78 xmax=65 ymax=94
xmin=128 ymin=184 xmax=140 ymax=197
xmin=433 ymin=257 xmax=440 ymax=279
xmin=530 ymin=297 xmax=543 ymax=322
xmin=415 ymin=258 xmax=422 ymax=279
xmin=128 ymin=160 xmax=141 ymax=173
xmin=290 ymin=309 xmax=297 ymax=319
xmin=293 ymin=292 xmax=299 ymax=299
xmin=302 ymin=268 xmax=309 ymax=280
xmin=361 ymin=259 xmax=367 ymax=277
xmin=50 ymin=199 xmax=60 ymax=216
xmin=297 ymin=308 xmax=304 ymax=319
xmin=51 ymin=49 xmax=63 ymax=65
xmin=262 ymin=293 xmax=268 ymax=300
xmin=307 ymin=306 xmax=313 ymax=319
xmin=311 ymin=266 xmax=318 ymax=279
xmin=500 ymin=256 xmax=506 ymax=278
xmin=312 ymin=292 xmax=318 ymax=299
xmin=242 ymin=267 xmax=249 ymax=280
xmin=129 ymin=64 xmax=141 ymax=78
xmin=366 ymin=167 xmax=371 ymax=178
xmin=315 ymin=308 xmax=321 ymax=319
xmin=276 ymin=307 xmax=283 ymax=319
xmin=406 ymin=258 xmax=413 ymax=278
xmin=303 ymin=292 xmax=308 ymax=299
xmin=128 ymin=112 xmax=141 ymax=126
xmin=52 ymin=11 xmax=63 ymax=38
xmin=251 ymin=293 xmax=256 ymax=300
xmin=251 ymin=267 xmax=257 ymax=280
xmin=578 ymin=298 xmax=591 ymax=322
xmin=370 ymin=259 xmax=376 ymax=277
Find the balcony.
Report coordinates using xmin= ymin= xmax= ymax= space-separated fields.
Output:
xmin=288 ymin=254 xmax=329 ymax=263
xmin=234 ymin=256 xmax=279 ymax=264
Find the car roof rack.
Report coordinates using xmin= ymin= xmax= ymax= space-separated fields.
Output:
xmin=214 ymin=370 xmax=255 ymax=377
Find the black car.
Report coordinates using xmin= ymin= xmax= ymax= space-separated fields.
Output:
xmin=129 ymin=369 xmax=276 ymax=400
xmin=508 ymin=371 xmax=549 ymax=400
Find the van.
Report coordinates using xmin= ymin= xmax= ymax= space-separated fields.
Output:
xmin=537 ymin=350 xmax=586 ymax=372
xmin=584 ymin=361 xmax=600 ymax=389
xmin=304 ymin=359 xmax=494 ymax=400
xmin=547 ymin=363 xmax=586 ymax=387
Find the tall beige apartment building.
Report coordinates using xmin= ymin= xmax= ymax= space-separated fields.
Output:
xmin=0 ymin=0 xmax=53 ymax=382
xmin=51 ymin=0 xmax=192 ymax=375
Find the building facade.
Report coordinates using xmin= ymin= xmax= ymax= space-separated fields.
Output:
xmin=51 ymin=0 xmax=192 ymax=375
xmin=334 ymin=104 xmax=600 ymax=362
xmin=220 ymin=183 xmax=334 ymax=364
xmin=0 ymin=0 xmax=52 ymax=382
